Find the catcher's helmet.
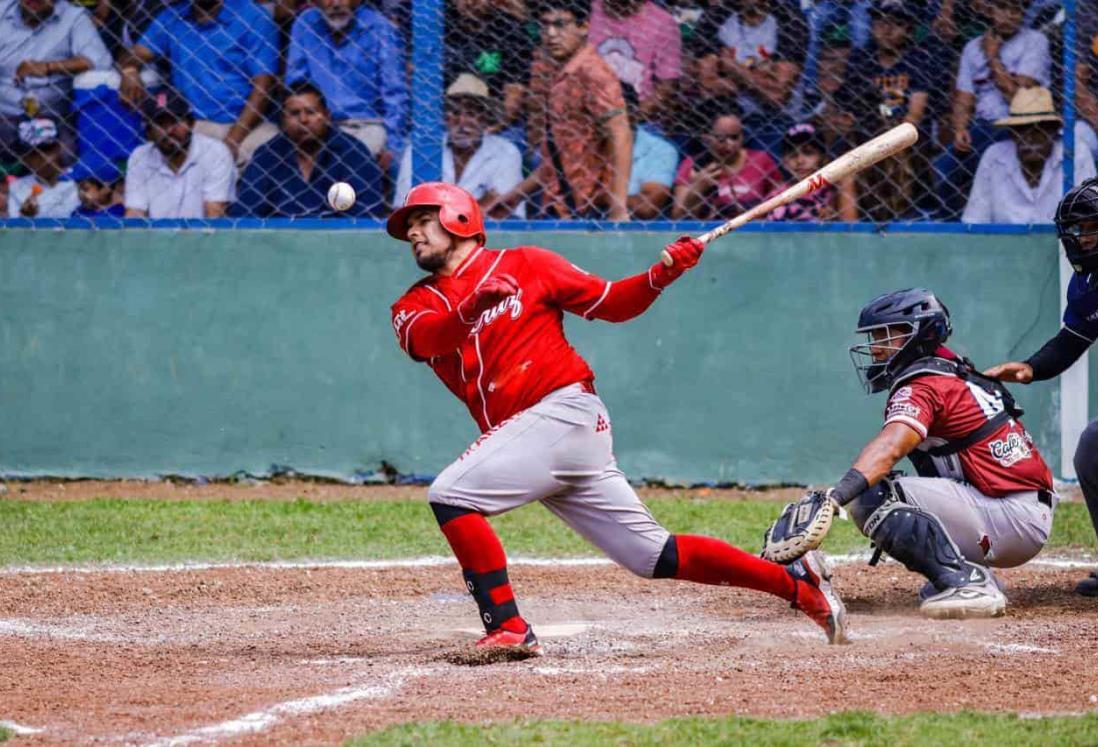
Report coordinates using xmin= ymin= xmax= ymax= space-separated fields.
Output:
xmin=849 ymin=288 xmax=952 ymax=394
xmin=1055 ymin=177 xmax=1098 ymax=277
xmin=386 ymin=182 xmax=486 ymax=245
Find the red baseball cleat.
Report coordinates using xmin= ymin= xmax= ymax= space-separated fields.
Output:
xmin=475 ymin=624 xmax=543 ymax=657
xmin=786 ymin=551 xmax=849 ymax=644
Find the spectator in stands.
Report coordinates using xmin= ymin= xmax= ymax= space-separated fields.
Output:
xmin=445 ymin=0 xmax=532 ymax=138
xmin=587 ymin=0 xmax=681 ymax=124
xmin=119 ymin=0 xmax=280 ymax=165
xmin=233 ymin=81 xmax=385 ymax=218
xmin=846 ymin=0 xmax=938 ymax=221
xmin=767 ymin=122 xmax=856 ymax=221
xmin=801 ymin=0 xmax=871 ymax=86
xmin=686 ymin=0 xmax=808 ymax=156
xmin=71 ymin=155 xmax=123 ymax=217
xmin=1071 ymin=0 xmax=1098 ymax=144
xmin=492 ymin=0 xmax=632 ymax=221
xmin=846 ymin=1 xmax=930 ymax=132
xmin=622 ymin=83 xmax=677 ymax=219
xmin=287 ymin=0 xmax=408 ymax=172
xmin=0 ymin=0 xmax=111 ymax=165
xmin=963 ymin=87 xmax=1096 ymax=224
xmin=124 ymin=89 xmax=235 ymax=218
xmin=795 ymin=22 xmax=852 ymax=125
xmin=671 ymin=105 xmax=780 ymax=219
xmin=936 ymin=0 xmax=1050 ymax=219
xmin=395 ymin=74 xmax=524 ymax=218
xmin=5 ymin=117 xmax=78 ymax=217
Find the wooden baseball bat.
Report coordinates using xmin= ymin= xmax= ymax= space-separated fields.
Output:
xmin=661 ymin=122 xmax=919 ymax=266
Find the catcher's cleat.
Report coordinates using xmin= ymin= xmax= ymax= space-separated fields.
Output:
xmin=1075 ymin=571 xmax=1098 ymax=598
xmin=919 ymin=563 xmax=1006 ymax=619
xmin=919 ymin=569 xmax=1006 ymax=602
xmin=786 ymin=551 xmax=849 ymax=644
xmin=475 ymin=624 xmax=543 ymax=657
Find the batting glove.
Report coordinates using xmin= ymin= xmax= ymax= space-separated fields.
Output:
xmin=458 ymin=273 xmax=520 ymax=323
xmin=650 ymin=236 xmax=704 ymax=289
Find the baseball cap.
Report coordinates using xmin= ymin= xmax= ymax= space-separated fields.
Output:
xmin=782 ymin=122 xmax=825 ymax=154
xmin=17 ymin=117 xmax=59 ymax=149
xmin=445 ymin=73 xmax=490 ymax=100
xmin=141 ymin=88 xmax=193 ymax=122
xmin=870 ymin=0 xmax=916 ymax=23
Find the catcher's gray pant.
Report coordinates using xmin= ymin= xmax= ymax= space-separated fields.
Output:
xmin=427 ymin=384 xmax=671 ymax=578
xmin=853 ymin=476 xmax=1056 ymax=568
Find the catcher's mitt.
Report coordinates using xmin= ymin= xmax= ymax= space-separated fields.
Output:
xmin=761 ymin=490 xmax=836 ymax=563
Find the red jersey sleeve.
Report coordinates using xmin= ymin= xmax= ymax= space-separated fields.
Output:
xmin=883 ymin=380 xmax=941 ymax=439
xmin=390 ymin=284 xmax=469 ymax=361
xmin=523 ymin=247 xmax=664 ymax=323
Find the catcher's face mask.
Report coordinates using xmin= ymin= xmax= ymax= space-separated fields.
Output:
xmin=849 ymin=322 xmax=914 ymax=394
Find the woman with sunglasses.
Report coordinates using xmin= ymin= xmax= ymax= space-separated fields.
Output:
xmin=670 ymin=105 xmax=780 ymax=219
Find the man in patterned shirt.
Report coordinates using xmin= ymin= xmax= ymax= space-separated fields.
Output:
xmin=488 ymin=0 xmax=632 ymax=221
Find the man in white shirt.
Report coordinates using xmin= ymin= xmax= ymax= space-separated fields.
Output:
xmin=963 ymin=87 xmax=1096 ymax=224
xmin=124 ymin=89 xmax=235 ymax=219
xmin=394 ymin=74 xmax=523 ymax=218
xmin=937 ymin=0 xmax=1051 ymax=219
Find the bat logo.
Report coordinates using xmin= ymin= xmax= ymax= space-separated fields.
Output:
xmin=806 ymin=174 xmax=831 ymax=193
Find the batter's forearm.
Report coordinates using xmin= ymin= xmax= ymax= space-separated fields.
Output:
xmin=586 ymin=272 xmax=660 ymax=322
xmin=1025 ymin=327 xmax=1093 ymax=381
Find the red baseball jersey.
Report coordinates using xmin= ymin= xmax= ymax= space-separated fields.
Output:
xmin=883 ymin=353 xmax=1053 ymax=497
xmin=391 ymin=245 xmax=664 ymax=432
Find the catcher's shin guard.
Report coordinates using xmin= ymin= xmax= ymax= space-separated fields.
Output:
xmin=863 ymin=500 xmax=982 ymax=592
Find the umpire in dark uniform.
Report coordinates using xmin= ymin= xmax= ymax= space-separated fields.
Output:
xmin=986 ymin=178 xmax=1098 ymax=597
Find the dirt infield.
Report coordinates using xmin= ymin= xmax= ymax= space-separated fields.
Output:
xmin=3 ymin=557 xmax=1097 ymax=745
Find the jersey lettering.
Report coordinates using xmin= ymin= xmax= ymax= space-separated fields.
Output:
xmin=987 ymin=431 xmax=1034 ymax=468
xmin=470 ymin=289 xmax=524 ymax=335
xmin=965 ymin=381 xmax=1005 ymax=419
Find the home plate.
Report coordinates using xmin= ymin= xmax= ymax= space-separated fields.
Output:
xmin=454 ymin=623 xmax=591 ymax=638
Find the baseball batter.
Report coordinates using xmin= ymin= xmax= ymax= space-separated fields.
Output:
xmin=986 ymin=178 xmax=1098 ymax=598
xmin=388 ymin=182 xmax=847 ymax=655
xmin=764 ymin=288 xmax=1055 ymax=619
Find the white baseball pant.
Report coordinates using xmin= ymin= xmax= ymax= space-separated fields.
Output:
xmin=427 ymin=384 xmax=671 ymax=578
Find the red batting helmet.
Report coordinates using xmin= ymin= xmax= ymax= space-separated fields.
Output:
xmin=386 ymin=182 xmax=486 ymax=245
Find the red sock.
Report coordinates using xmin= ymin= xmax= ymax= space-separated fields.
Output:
xmin=674 ymin=534 xmax=795 ymax=602
xmin=439 ymin=513 xmax=526 ymax=633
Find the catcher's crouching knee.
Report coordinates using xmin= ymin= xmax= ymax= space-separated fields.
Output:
xmin=847 ymin=480 xmax=901 ymax=535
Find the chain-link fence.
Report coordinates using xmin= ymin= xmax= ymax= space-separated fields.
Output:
xmin=0 ymin=0 xmax=1092 ymax=225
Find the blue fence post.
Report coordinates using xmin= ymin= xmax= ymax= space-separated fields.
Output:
xmin=410 ymin=0 xmax=443 ymax=185
xmin=1064 ymin=0 xmax=1078 ymax=192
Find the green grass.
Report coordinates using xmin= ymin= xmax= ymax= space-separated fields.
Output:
xmin=0 ymin=725 xmax=8 ymax=742
xmin=354 ymin=711 xmax=1098 ymax=746
xmin=0 ymin=497 xmax=1094 ymax=565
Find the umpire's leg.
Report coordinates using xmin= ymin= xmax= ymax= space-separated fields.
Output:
xmin=1074 ymin=419 xmax=1098 ymax=597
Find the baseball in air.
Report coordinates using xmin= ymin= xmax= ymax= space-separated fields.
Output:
xmin=327 ymin=181 xmax=356 ymax=211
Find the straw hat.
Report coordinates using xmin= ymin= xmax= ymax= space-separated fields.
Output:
xmin=993 ymin=87 xmax=1062 ymax=127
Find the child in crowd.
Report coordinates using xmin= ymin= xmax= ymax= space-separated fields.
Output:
xmin=71 ymin=158 xmax=125 ymax=218
xmin=6 ymin=118 xmax=78 ymax=218
xmin=767 ymin=123 xmax=857 ymax=221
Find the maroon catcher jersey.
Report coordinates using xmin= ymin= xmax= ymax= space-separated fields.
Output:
xmin=883 ymin=350 xmax=1053 ymax=497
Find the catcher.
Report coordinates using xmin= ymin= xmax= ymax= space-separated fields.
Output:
xmin=763 ymin=288 xmax=1057 ymax=619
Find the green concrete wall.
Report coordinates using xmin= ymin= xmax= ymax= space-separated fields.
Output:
xmin=0 ymin=229 xmax=1075 ymax=483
